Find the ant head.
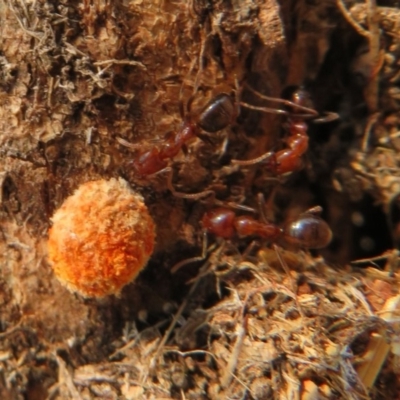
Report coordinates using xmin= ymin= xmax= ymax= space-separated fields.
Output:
xmin=281 ymin=85 xmax=315 ymax=113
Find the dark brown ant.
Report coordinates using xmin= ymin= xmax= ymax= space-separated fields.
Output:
xmin=120 ymin=93 xmax=237 ymax=199
xmin=201 ymin=205 xmax=332 ymax=249
xmin=232 ymin=86 xmax=339 ymax=175
xmin=171 ymin=205 xmax=332 ymax=273
xmin=133 ymin=93 xmax=237 ymax=176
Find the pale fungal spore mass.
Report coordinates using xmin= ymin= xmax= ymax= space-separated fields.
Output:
xmin=47 ymin=178 xmax=155 ymax=297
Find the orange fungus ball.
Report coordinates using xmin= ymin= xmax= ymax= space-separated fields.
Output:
xmin=47 ymin=178 xmax=155 ymax=297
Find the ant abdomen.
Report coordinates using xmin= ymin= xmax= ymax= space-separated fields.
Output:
xmin=197 ymin=93 xmax=236 ymax=133
xmin=284 ymin=212 xmax=332 ymax=249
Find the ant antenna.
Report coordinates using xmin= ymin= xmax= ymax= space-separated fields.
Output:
xmin=312 ymin=111 xmax=340 ymax=123
xmin=244 ymin=83 xmax=319 ymax=116
xmin=213 ymin=199 xmax=257 ymax=214
xmin=159 ymin=167 xmax=214 ymax=199
xmin=239 ymin=101 xmax=289 ymax=116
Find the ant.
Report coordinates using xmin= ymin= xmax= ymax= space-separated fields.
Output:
xmin=201 ymin=205 xmax=332 ymax=249
xmin=120 ymin=92 xmax=237 ymax=199
xmin=171 ymin=204 xmax=332 ymax=273
xmin=117 ymin=86 xmax=332 ymax=199
xmin=232 ymin=85 xmax=339 ymax=175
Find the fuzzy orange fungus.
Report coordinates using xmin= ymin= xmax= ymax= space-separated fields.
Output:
xmin=48 ymin=178 xmax=155 ymax=297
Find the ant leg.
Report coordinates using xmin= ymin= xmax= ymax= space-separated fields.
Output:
xmin=171 ymin=231 xmax=208 ymax=274
xmin=256 ymin=193 xmax=269 ymax=224
xmin=231 ymin=150 xmax=275 ymax=166
xmin=240 ymin=240 xmax=260 ymax=261
xmin=241 ymin=101 xmax=318 ymax=120
xmin=116 ymin=137 xmax=142 ymax=150
xmin=213 ymin=199 xmax=257 ymax=214
xmin=217 ymin=134 xmax=230 ymax=160
xmin=312 ymin=111 xmax=340 ymax=123
xmin=244 ymin=83 xmax=319 ymax=116
xmin=240 ymin=101 xmax=288 ymax=116
xmin=117 ymin=136 xmax=166 ymax=151
xmin=245 ymin=84 xmax=339 ymax=121
xmin=158 ymin=167 xmax=214 ymax=199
